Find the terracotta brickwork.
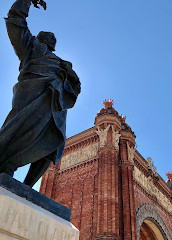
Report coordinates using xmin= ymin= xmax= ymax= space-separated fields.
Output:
xmin=134 ymin=184 xmax=172 ymax=234
xmin=134 ymin=152 xmax=172 ymax=239
xmin=40 ymin=100 xmax=172 ymax=240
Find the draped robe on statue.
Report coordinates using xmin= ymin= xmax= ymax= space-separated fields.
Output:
xmin=0 ymin=0 xmax=80 ymax=187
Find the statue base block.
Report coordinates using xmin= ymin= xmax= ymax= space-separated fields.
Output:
xmin=0 ymin=173 xmax=79 ymax=240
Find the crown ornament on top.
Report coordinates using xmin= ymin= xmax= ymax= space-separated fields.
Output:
xmin=103 ymin=99 xmax=114 ymax=109
xmin=166 ymin=172 xmax=172 ymax=180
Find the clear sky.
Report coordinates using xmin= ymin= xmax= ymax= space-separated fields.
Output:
xmin=0 ymin=0 xmax=172 ymax=191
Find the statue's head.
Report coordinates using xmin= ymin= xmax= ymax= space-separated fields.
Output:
xmin=37 ymin=31 xmax=56 ymax=51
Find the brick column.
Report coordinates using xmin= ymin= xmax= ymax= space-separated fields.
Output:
xmin=43 ymin=163 xmax=57 ymax=198
xmin=120 ymin=138 xmax=137 ymax=240
xmin=39 ymin=172 xmax=48 ymax=194
xmin=95 ymin=145 xmax=120 ymax=240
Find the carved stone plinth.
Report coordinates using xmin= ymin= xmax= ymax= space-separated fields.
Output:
xmin=0 ymin=174 xmax=79 ymax=240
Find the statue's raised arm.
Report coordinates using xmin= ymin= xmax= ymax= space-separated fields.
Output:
xmin=5 ymin=0 xmax=34 ymax=61
xmin=5 ymin=0 xmax=46 ymax=61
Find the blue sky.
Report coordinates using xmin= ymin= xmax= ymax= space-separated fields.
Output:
xmin=0 ymin=0 xmax=172 ymax=190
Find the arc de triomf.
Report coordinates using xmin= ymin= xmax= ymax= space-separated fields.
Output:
xmin=40 ymin=99 xmax=172 ymax=240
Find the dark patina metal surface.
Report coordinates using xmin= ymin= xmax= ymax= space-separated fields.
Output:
xmin=0 ymin=0 xmax=80 ymax=187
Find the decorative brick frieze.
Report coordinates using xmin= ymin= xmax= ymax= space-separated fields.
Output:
xmin=133 ymin=178 xmax=172 ymax=215
xmin=133 ymin=153 xmax=172 ymax=202
xmin=60 ymin=143 xmax=99 ymax=170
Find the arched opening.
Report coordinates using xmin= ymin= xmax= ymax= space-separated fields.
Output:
xmin=136 ymin=205 xmax=172 ymax=240
xmin=139 ymin=219 xmax=165 ymax=240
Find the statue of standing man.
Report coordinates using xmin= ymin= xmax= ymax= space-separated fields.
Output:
xmin=0 ymin=0 xmax=81 ymax=187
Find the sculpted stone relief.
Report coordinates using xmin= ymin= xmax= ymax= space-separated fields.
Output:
xmin=127 ymin=142 xmax=135 ymax=163
xmin=95 ymin=125 xmax=110 ymax=147
xmin=134 ymin=167 xmax=172 ymax=213
xmin=111 ymin=125 xmax=121 ymax=148
xmin=60 ymin=144 xmax=99 ymax=170
xmin=95 ymin=124 xmax=121 ymax=148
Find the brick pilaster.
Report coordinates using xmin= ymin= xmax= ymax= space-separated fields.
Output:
xmin=120 ymin=139 xmax=137 ymax=240
xmin=39 ymin=172 xmax=48 ymax=194
xmin=44 ymin=167 xmax=56 ymax=198
xmin=96 ymin=146 xmax=120 ymax=240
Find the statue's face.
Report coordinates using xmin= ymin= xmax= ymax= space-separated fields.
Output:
xmin=37 ymin=31 xmax=56 ymax=52
xmin=46 ymin=32 xmax=56 ymax=52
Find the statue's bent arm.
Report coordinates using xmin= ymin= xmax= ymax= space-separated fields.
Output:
xmin=5 ymin=0 xmax=33 ymax=61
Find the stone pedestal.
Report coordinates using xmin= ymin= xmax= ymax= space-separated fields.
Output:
xmin=0 ymin=174 xmax=79 ymax=240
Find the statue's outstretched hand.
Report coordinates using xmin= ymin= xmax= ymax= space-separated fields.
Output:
xmin=32 ymin=0 xmax=47 ymax=10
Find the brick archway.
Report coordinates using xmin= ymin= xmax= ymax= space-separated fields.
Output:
xmin=136 ymin=204 xmax=172 ymax=240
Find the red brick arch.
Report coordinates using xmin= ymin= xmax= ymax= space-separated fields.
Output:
xmin=136 ymin=204 xmax=172 ymax=240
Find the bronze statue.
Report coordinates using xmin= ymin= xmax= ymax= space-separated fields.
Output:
xmin=32 ymin=0 xmax=46 ymax=10
xmin=0 ymin=0 xmax=81 ymax=187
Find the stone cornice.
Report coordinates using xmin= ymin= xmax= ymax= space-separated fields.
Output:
xmin=66 ymin=127 xmax=96 ymax=146
xmin=95 ymin=113 xmax=121 ymax=131
xmin=134 ymin=151 xmax=149 ymax=175
xmin=120 ymin=131 xmax=136 ymax=146
xmin=64 ymin=127 xmax=98 ymax=155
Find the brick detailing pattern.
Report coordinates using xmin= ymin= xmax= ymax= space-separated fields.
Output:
xmin=136 ymin=204 xmax=172 ymax=240
xmin=51 ymin=161 xmax=98 ymax=240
